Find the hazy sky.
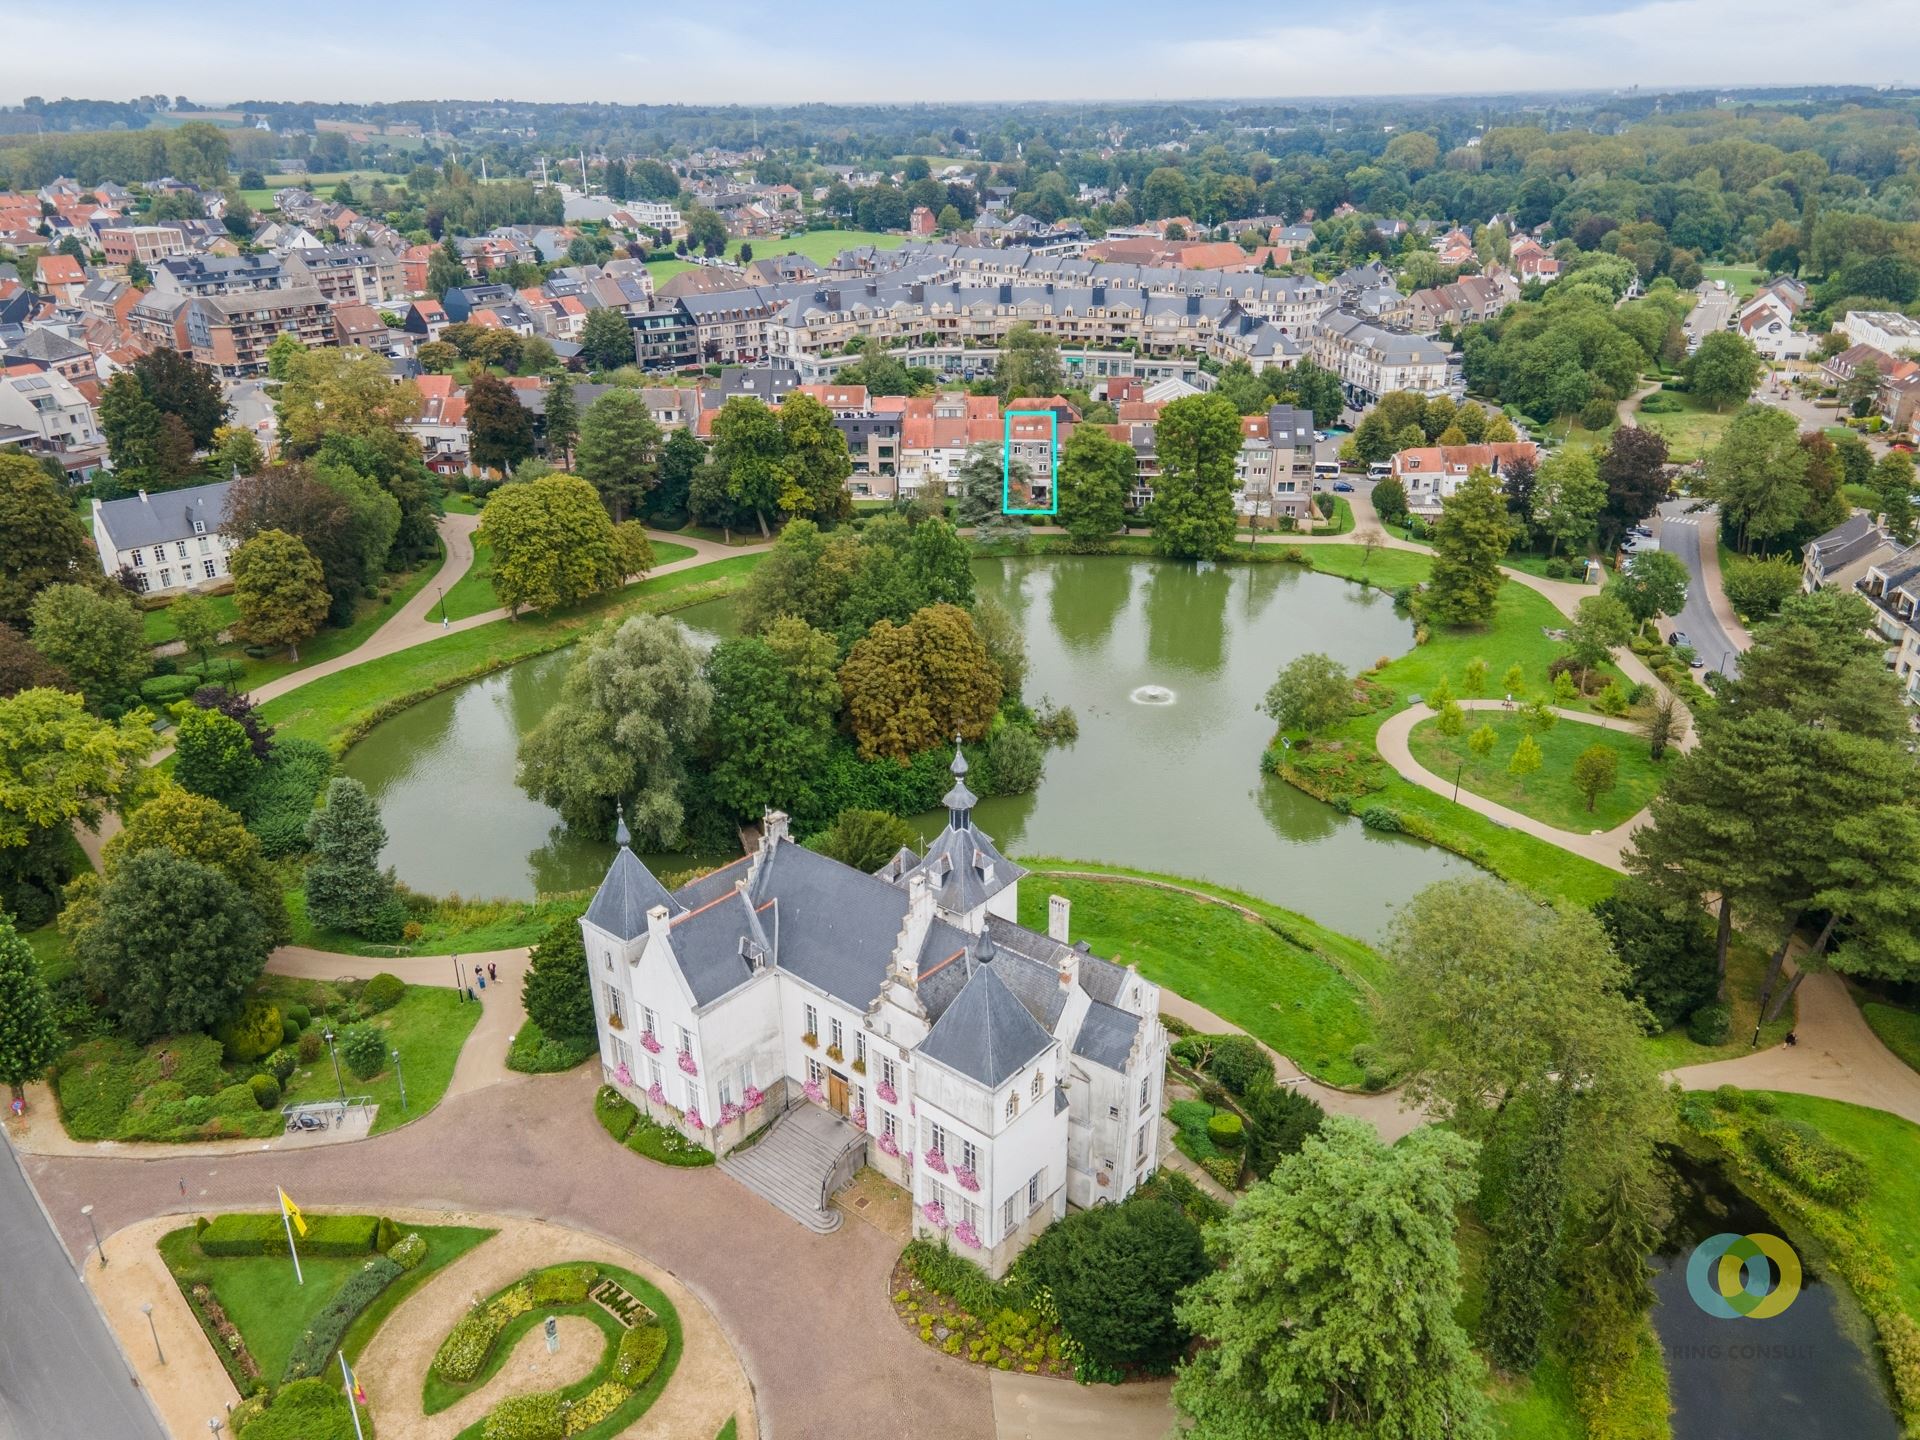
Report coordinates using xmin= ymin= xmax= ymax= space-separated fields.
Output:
xmin=3 ymin=0 xmax=1910 ymax=106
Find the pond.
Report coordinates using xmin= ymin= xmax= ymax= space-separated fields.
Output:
xmin=341 ymin=554 xmax=1473 ymax=940
xmin=1652 ymin=1150 xmax=1899 ymax=1440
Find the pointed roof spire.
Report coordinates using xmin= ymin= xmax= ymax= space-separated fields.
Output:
xmin=943 ymin=737 xmax=977 ymax=830
xmin=972 ymin=930 xmax=995 ymax=965
xmin=614 ymin=802 xmax=631 ymax=850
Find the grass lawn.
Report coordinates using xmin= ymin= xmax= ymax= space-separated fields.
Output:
xmin=1702 ymin=264 xmax=1765 ymax=300
xmin=1858 ymin=995 xmax=1920 ymax=1077
xmin=1015 ymin=867 xmax=1385 ymax=1086
xmin=286 ymin=887 xmax=589 ymax=958
xmin=1537 ymin=412 xmax=1617 ymax=451
xmin=1639 ymin=934 xmax=1795 ymax=1069
xmin=142 ymin=591 xmax=240 ymax=646
xmin=645 ymin=229 xmax=912 ymax=286
xmin=439 ymin=537 xmax=697 ymax=622
xmin=159 ymin=1221 xmax=493 ymax=1384
xmin=260 ymin=554 xmax=763 ymax=750
xmin=1634 ymin=391 xmax=1739 ymax=463
xmin=1406 ymin=710 xmax=1667 ymax=833
xmin=24 ymin=923 xmax=76 ymax=985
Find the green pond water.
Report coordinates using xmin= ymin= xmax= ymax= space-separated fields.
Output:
xmin=340 ymin=555 xmax=1472 ymax=940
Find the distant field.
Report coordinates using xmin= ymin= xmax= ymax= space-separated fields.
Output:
xmin=1701 ymin=264 xmax=1764 ymax=300
xmin=645 ymin=228 xmax=913 ymax=286
xmin=244 ymin=170 xmax=406 ymax=210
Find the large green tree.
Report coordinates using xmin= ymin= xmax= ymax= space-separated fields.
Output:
xmin=1056 ymin=422 xmax=1132 ymax=549
xmin=1019 ymin=1198 xmax=1209 ymax=1373
xmin=1704 ymin=405 xmax=1809 ymax=553
xmin=1609 ymin=548 xmax=1688 ymax=623
xmin=131 ymin=346 xmax=226 ymax=448
xmin=838 ymin=603 xmax=1001 ymax=761
xmin=467 ymin=372 xmax=537 ymax=473
xmin=1150 ymin=393 xmax=1242 ymax=560
xmin=0 ymin=912 xmax=59 ymax=1096
xmin=1531 ymin=448 xmax=1605 ymax=556
xmin=1262 ymin=652 xmax=1351 ymax=734
xmin=517 ymin=613 xmax=714 ymax=845
xmin=574 ymin=388 xmax=661 ymax=521
xmin=480 ymin=472 xmax=623 ymax=615
xmin=522 ymin=916 xmax=594 ymax=1039
xmin=540 ymin=373 xmax=579 ymax=468
xmin=779 ymin=392 xmax=853 ymax=525
xmin=1684 ymin=332 xmax=1763 ymax=411
xmin=169 ymin=702 xmax=259 ymax=811
xmin=1595 ymin=425 xmax=1670 ymax=549
xmin=28 ymin=583 xmax=148 ymax=711
xmin=1173 ymin=1117 xmax=1492 ymax=1440
xmin=705 ymin=618 xmax=841 ymax=819
xmin=229 ymin=529 xmax=330 ymax=659
xmin=578 ymin=307 xmax=637 ymax=371
xmin=223 ymin=462 xmax=391 ymax=626
xmin=304 ymin=777 xmax=397 ymax=937
xmin=711 ymin=398 xmax=790 ymax=537
xmin=0 ymin=453 xmax=92 ymax=626
xmin=1426 ymin=469 xmax=1517 ymax=626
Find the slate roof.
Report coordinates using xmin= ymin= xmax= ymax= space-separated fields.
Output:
xmin=93 ymin=478 xmax=233 ymax=550
xmin=1809 ymin=511 xmax=1891 ymax=574
xmin=584 ymin=844 xmax=683 ymax=940
xmin=917 ymin=939 xmax=1054 ymax=1088
xmin=1072 ymin=1001 xmax=1140 ymax=1071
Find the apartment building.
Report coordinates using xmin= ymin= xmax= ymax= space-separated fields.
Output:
xmin=152 ymin=253 xmax=286 ymax=297
xmin=283 ymin=244 xmax=396 ymax=304
xmin=1313 ymin=310 xmax=1453 ymax=406
xmin=100 ymin=224 xmax=190 ymax=267
xmin=0 ymin=369 xmax=104 ymax=466
xmin=1234 ymin=403 xmax=1316 ymax=522
xmin=1391 ymin=441 xmax=1541 ymax=519
xmin=185 ymin=285 xmax=332 ymax=377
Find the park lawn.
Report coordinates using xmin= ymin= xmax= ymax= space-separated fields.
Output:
xmin=142 ymin=591 xmax=240 ymax=646
xmin=260 ymin=553 xmax=763 ymax=750
xmin=23 ymin=923 xmax=76 ymax=985
xmin=1633 ymin=390 xmax=1737 ymax=463
xmin=158 ymin=1221 xmax=494 ymax=1383
xmin=286 ymin=887 xmax=589 ymax=957
xmin=645 ymin=229 xmax=912 ymax=286
xmin=1015 ymin=868 xmax=1384 ymax=1086
xmin=1639 ymin=934 xmax=1795 ymax=1069
xmin=1406 ymin=710 xmax=1668 ymax=833
xmin=1536 ymin=412 xmax=1617 ymax=451
xmin=1858 ymin=996 xmax=1920 ymax=1077
xmin=442 ymin=492 xmax=483 ymax=515
xmin=1702 ymin=264 xmax=1765 ymax=300
xmin=441 ymin=536 xmax=698 ymax=622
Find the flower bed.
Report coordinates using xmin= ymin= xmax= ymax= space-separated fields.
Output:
xmin=888 ymin=1243 xmax=1073 ymax=1378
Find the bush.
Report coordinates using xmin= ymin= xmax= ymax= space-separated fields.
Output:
xmin=1749 ymin=1118 xmax=1870 ymax=1206
xmin=360 ymin=972 xmax=404 ymax=1013
xmin=236 ymin=1377 xmax=356 ymax=1440
xmin=247 ymin=1074 xmax=281 ymax=1110
xmin=1201 ymin=1155 xmax=1241 ymax=1188
xmin=1206 ymin=1034 xmax=1270 ymax=1096
xmin=564 ymin=1380 xmax=633 ymax=1435
xmin=531 ymin=1264 xmax=596 ymax=1305
xmin=434 ymin=1314 xmax=497 ymax=1384
xmin=1687 ymin=1003 xmax=1732 ymax=1046
xmin=200 ymin=1212 xmax=383 ymax=1258
xmin=1241 ymin=1079 xmax=1325 ymax=1178
xmin=389 ymin=1231 xmax=427 ymax=1270
xmin=982 ymin=724 xmax=1045 ymax=796
xmin=1357 ymin=803 xmax=1402 ymax=832
xmin=338 ymin=1022 xmax=386 ymax=1080
xmin=264 ymin=1047 xmax=297 ymax=1083
xmin=595 ymin=1084 xmax=638 ymax=1142
xmin=283 ymin=1255 xmax=402 ymax=1381
xmin=627 ymin=1113 xmax=714 ymax=1166
xmin=481 ymin=1391 xmax=565 ymax=1440
xmin=507 ymin=1019 xmax=597 ymax=1074
xmin=284 ymin=1003 xmax=311 ymax=1030
xmin=281 ymin=1014 xmax=300 ymax=1044
xmin=140 ymin=674 xmax=196 ymax=705
xmin=616 ymin=1318 xmax=668 ymax=1384
xmin=1205 ymin=1112 xmax=1244 ymax=1151
xmin=296 ymin=1029 xmax=323 ymax=1063
xmin=215 ymin=999 xmax=285 ymax=1064
xmin=241 ymin=737 xmax=335 ymax=858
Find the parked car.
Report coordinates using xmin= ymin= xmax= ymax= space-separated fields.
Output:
xmin=1668 ymin=630 xmax=1690 ymax=650
xmin=1332 ymin=480 xmax=1354 ymax=493
xmin=1628 ymin=524 xmax=1653 ymax=538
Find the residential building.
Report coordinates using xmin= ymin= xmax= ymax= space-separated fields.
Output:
xmin=1313 ymin=310 xmax=1452 ymax=405
xmin=583 ymin=752 xmax=1168 ymax=1275
xmin=1857 ymin=546 xmax=1920 ymax=705
xmin=34 ymin=253 xmax=87 ymax=304
xmin=152 ymin=253 xmax=286 ymax=297
xmin=100 ymin=225 xmax=189 ymax=267
xmin=90 ymin=478 xmax=236 ymax=592
xmin=1841 ymin=310 xmax=1920 ymax=357
xmin=0 ymin=368 xmax=104 ymax=468
xmin=283 ymin=245 xmax=394 ymax=304
xmin=1392 ymin=441 xmax=1541 ymax=519
xmin=1234 ymin=402 xmax=1315 ymax=522
xmin=1803 ymin=511 xmax=1896 ymax=594
xmin=185 ymin=285 xmax=332 ymax=377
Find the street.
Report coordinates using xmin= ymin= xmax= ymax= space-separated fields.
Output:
xmin=1682 ymin=282 xmax=1735 ymax=352
xmin=1656 ymin=500 xmax=1741 ymax=678
xmin=0 ymin=1136 xmax=167 ymax=1440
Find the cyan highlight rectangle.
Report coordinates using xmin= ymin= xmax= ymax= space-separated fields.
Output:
xmin=1001 ymin=410 xmax=1059 ymax=516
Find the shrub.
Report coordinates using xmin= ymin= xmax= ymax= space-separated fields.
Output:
xmin=200 ymin=1212 xmax=383 ymax=1258
xmin=236 ymin=1377 xmax=355 ymax=1440
xmin=283 ymin=1255 xmax=402 ymax=1381
xmin=434 ymin=1313 xmax=497 ymax=1384
xmin=296 ymin=1029 xmax=323 ymax=1063
xmin=214 ymin=999 xmax=285 ymax=1064
xmin=1357 ymin=803 xmax=1402 ymax=832
xmin=338 ymin=1022 xmax=386 ymax=1080
xmin=1543 ymin=556 xmax=1572 ymax=580
xmin=627 ymin=1113 xmax=714 ymax=1166
xmin=616 ymin=1318 xmax=668 ymax=1383
xmin=284 ymin=1003 xmax=311 ymax=1030
xmin=247 ymin=1074 xmax=281 ymax=1110
xmin=1201 ymin=1155 xmax=1241 ymax=1188
xmin=281 ymin=1014 xmax=300 ymax=1044
xmin=563 ymin=1380 xmax=633 ymax=1434
xmin=481 ymin=1391 xmax=565 ymax=1440
xmin=1206 ymin=1034 xmax=1270 ymax=1096
xmin=1241 ymin=1079 xmax=1326 ymax=1178
xmin=360 ymin=973 xmax=404 ymax=1013
xmin=1205 ymin=1112 xmax=1245 ymax=1151
xmin=1749 ymin=1118 xmax=1870 ymax=1206
xmin=264 ymin=1046 xmax=297 ymax=1083
xmin=389 ymin=1232 xmax=427 ymax=1270
xmin=242 ymin=737 xmax=335 ymax=858
xmin=1687 ymin=1003 xmax=1732 ymax=1046
xmin=507 ymin=1019 xmax=597 ymax=1074
xmin=531 ymin=1264 xmax=596 ymax=1305
xmin=595 ymin=1084 xmax=638 ymax=1142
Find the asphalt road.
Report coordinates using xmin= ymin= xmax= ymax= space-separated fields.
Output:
xmin=0 ymin=1136 xmax=166 ymax=1440
xmin=1655 ymin=500 xmax=1741 ymax=678
xmin=1683 ymin=282 xmax=1736 ymax=351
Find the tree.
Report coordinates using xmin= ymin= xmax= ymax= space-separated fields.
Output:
xmin=648 ymin=429 xmax=704 ymax=526
xmin=1021 ymin=1198 xmax=1209 ymax=1373
xmin=230 ymin=529 xmax=329 ymax=660
xmin=575 ymin=389 xmax=662 ymax=521
xmin=168 ymin=591 xmax=224 ymax=673
xmin=28 ymin=584 xmax=147 ymax=710
xmin=480 ymin=473 xmax=623 ymax=615
xmin=170 ymin=702 xmax=259 ymax=810
xmin=223 ymin=461 xmax=392 ymax=623
xmin=780 ymin=392 xmax=853 ymax=524
xmin=0 ymin=452 xmax=92 ymax=626
xmin=517 ymin=613 xmax=714 ymax=845
xmin=1172 ymin=1118 xmax=1491 ymax=1440
xmin=579 ymin=307 xmax=636 ymax=371
xmin=78 ymin=848 xmax=270 ymax=1040
xmin=271 ymin=346 xmax=420 ymax=459
xmin=1056 ymin=423 xmax=1131 ymax=549
xmin=1572 ymin=743 xmax=1620 ymax=813
xmin=304 ymin=778 xmax=397 ymax=937
xmin=996 ymin=323 xmax=1063 ymax=399
xmin=1566 ymin=592 xmax=1634 ymax=675
xmin=1532 ymin=448 xmax=1605 ymax=556
xmin=1262 ymin=653 xmax=1351 ymax=734
xmin=1507 ymin=733 xmax=1542 ymax=790
xmin=951 ymin=442 xmax=1021 ymax=546
xmin=1724 ymin=588 xmax=1908 ymax=738
xmin=705 ymin=620 xmax=840 ymax=819
xmin=1427 ymin=469 xmax=1517 ymax=626
xmin=1643 ymin=694 xmax=1681 ymax=761
xmin=1610 ymin=549 xmax=1688 ymax=623
xmin=1684 ymin=332 xmax=1763 ymax=411
xmin=1874 ymin=450 xmax=1917 ymax=545
xmin=968 ymin=592 xmax=1025 ymax=697
xmin=416 ymin=340 xmax=459 ymax=375
xmin=1704 ymin=405 xmax=1808 ymax=553
xmin=1843 ymin=356 xmax=1882 ymax=417
xmin=523 ymin=916 xmax=594 ymax=1039
xmin=1151 ymin=393 xmax=1242 ymax=560
xmin=131 ymin=347 xmax=225 ymax=448
xmin=1371 ymin=474 xmax=1409 ymax=526
xmin=541 ymin=373 xmax=579 ymax=469
xmin=806 ymin=809 xmax=915 ymax=872
xmin=711 ymin=398 xmax=790 ymax=537
xmin=1482 ymin=1084 xmax=1571 ymax=1374
xmin=0 ymin=910 xmax=59 ymax=1096
xmin=1468 ymin=722 xmax=1497 ymax=758
xmin=466 ymin=372 xmax=536 ymax=473
xmin=98 ymin=370 xmax=180 ymax=491
xmin=1595 ymin=879 xmax=1719 ymax=1031
xmin=0 ymin=626 xmax=70 ymax=699
xmin=838 ymin=603 xmax=1002 ymax=761
xmin=427 ymin=237 xmax=467 ymax=300
xmin=1595 ymin=426 xmax=1670 ymax=548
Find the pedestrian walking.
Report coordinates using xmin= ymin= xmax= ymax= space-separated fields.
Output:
xmin=467 ymin=985 xmax=477 ymax=1003
xmin=488 ymin=962 xmax=497 ymax=982
xmin=1785 ymin=1030 xmax=1798 ymax=1047
xmin=179 ymin=1177 xmax=187 ymax=1197
xmin=477 ymin=972 xmax=486 ymax=991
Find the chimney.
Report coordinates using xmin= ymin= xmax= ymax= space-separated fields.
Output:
xmin=761 ymin=809 xmax=790 ymax=849
xmin=645 ymin=903 xmax=671 ymax=946
xmin=1048 ymin=894 xmax=1070 ymax=944
xmin=892 ymin=872 xmax=934 ymax=988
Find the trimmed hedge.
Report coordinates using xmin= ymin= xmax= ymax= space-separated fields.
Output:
xmin=531 ymin=1264 xmax=596 ymax=1305
xmin=200 ymin=1212 xmax=383 ymax=1259
xmin=283 ymin=1255 xmax=402 ymax=1382
xmin=595 ymin=1085 xmax=638 ymax=1142
xmin=563 ymin=1380 xmax=631 ymax=1434
xmin=481 ymin=1391 xmax=564 ymax=1440
xmin=508 ymin=1019 xmax=598 ymax=1074
xmin=616 ymin=1319 xmax=668 ymax=1385
xmin=627 ymin=1113 xmax=714 ymax=1166
xmin=1205 ymin=1112 xmax=1245 ymax=1151
xmin=433 ymin=1280 xmax=535 ymax=1383
xmin=389 ymin=1231 xmax=427 ymax=1270
xmin=237 ymin=1377 xmax=356 ymax=1440
xmin=247 ymin=1074 xmax=281 ymax=1110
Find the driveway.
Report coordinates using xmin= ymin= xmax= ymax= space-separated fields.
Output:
xmin=1654 ymin=501 xmax=1743 ymax=678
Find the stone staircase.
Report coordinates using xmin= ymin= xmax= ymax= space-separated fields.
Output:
xmin=718 ymin=1103 xmax=865 ymax=1234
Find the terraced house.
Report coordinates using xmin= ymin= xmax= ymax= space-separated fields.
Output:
xmin=582 ymin=749 xmax=1169 ymax=1276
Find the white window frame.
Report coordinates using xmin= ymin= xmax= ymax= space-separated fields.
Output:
xmin=676 ymin=1024 xmax=692 ymax=1057
xmin=854 ymin=1032 xmax=866 ymax=1066
xmin=1031 ymin=1071 xmax=1043 ymax=1101
xmin=1005 ymin=1091 xmax=1019 ymax=1120
xmin=641 ymin=1006 xmax=656 ymax=1039
xmin=960 ymin=1138 xmax=978 ymax=1173
xmin=829 ymin=1016 xmax=843 ymax=1051
xmin=804 ymin=1003 xmax=819 ymax=1037
xmin=1027 ymin=1169 xmax=1044 ymax=1215
xmin=929 ymin=1122 xmax=946 ymax=1157
xmin=881 ymin=1056 xmax=897 ymax=1091
xmin=881 ymin=1111 xmax=898 ymax=1141
xmin=603 ymin=984 xmax=625 ymax=1027
xmin=806 ymin=1056 xmax=823 ymax=1085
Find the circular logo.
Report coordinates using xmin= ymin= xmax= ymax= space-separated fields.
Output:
xmin=1685 ymin=1232 xmax=1801 ymax=1319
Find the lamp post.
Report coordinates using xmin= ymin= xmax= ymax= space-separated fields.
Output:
xmin=142 ymin=1302 xmax=165 ymax=1365
xmin=1453 ymin=758 xmax=1465 ymax=803
xmin=392 ymin=1049 xmax=407 ymax=1113
xmin=452 ymin=953 xmax=465 ymax=1000
xmin=81 ymin=1203 xmax=105 ymax=1268
xmin=437 ymin=584 xmax=448 ymax=624
xmin=322 ymin=1027 xmax=347 ymax=1110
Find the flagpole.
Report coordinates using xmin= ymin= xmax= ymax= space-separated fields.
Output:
xmin=338 ymin=1351 xmax=367 ymax=1440
xmin=281 ymin=1190 xmax=303 ymax=1286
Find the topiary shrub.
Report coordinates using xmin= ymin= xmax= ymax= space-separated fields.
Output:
xmin=616 ymin=1318 xmax=668 ymax=1384
xmin=1206 ymin=1034 xmax=1270 ymax=1096
xmin=248 ymin=1074 xmax=281 ymax=1110
xmin=1205 ymin=1112 xmax=1244 ymax=1151
xmin=284 ymin=1003 xmax=311 ymax=1030
xmin=360 ymin=973 xmax=404 ymax=1014
xmin=388 ymin=1232 xmax=427 ymax=1270
xmin=264 ymin=1046 xmax=296 ymax=1083
xmin=214 ymin=999 xmax=285 ymax=1064
xmin=338 ymin=1023 xmax=386 ymax=1080
xmin=281 ymin=1014 xmax=300 ymax=1044
xmin=1687 ymin=1003 xmax=1732 ymax=1046
xmin=481 ymin=1391 xmax=565 ymax=1440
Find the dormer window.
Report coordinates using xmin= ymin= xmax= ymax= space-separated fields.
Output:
xmin=192 ymin=520 xmax=205 ymax=535
xmin=1030 ymin=1072 xmax=1043 ymax=1101
xmin=1005 ymin=1091 xmax=1020 ymax=1120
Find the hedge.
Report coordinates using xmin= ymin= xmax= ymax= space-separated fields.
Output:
xmin=1205 ymin=1112 xmax=1245 ymax=1151
xmin=508 ymin=1019 xmax=598 ymax=1074
xmin=531 ymin=1264 xmax=596 ymax=1306
xmin=626 ymin=1113 xmax=714 ymax=1167
xmin=595 ymin=1085 xmax=637 ymax=1142
xmin=389 ymin=1232 xmax=427 ymax=1270
xmin=433 ymin=1279 xmax=535 ymax=1383
xmin=616 ymin=1320 xmax=667 ymax=1385
xmin=283 ymin=1255 xmax=402 ymax=1382
xmin=200 ymin=1212 xmax=383 ymax=1258
xmin=236 ymin=1377 xmax=356 ymax=1440
xmin=481 ymin=1391 xmax=565 ymax=1440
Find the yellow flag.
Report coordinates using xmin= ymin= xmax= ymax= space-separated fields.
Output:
xmin=279 ymin=1186 xmax=308 ymax=1237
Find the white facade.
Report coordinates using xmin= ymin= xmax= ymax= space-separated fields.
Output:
xmin=90 ymin=479 xmax=237 ymax=593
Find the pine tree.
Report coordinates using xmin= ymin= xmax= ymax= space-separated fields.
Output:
xmin=542 ymin=372 xmax=579 ymax=468
xmin=0 ymin=913 xmax=60 ymax=1097
xmin=1484 ymin=1085 xmax=1571 ymax=1373
xmin=304 ymin=778 xmax=397 ymax=937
